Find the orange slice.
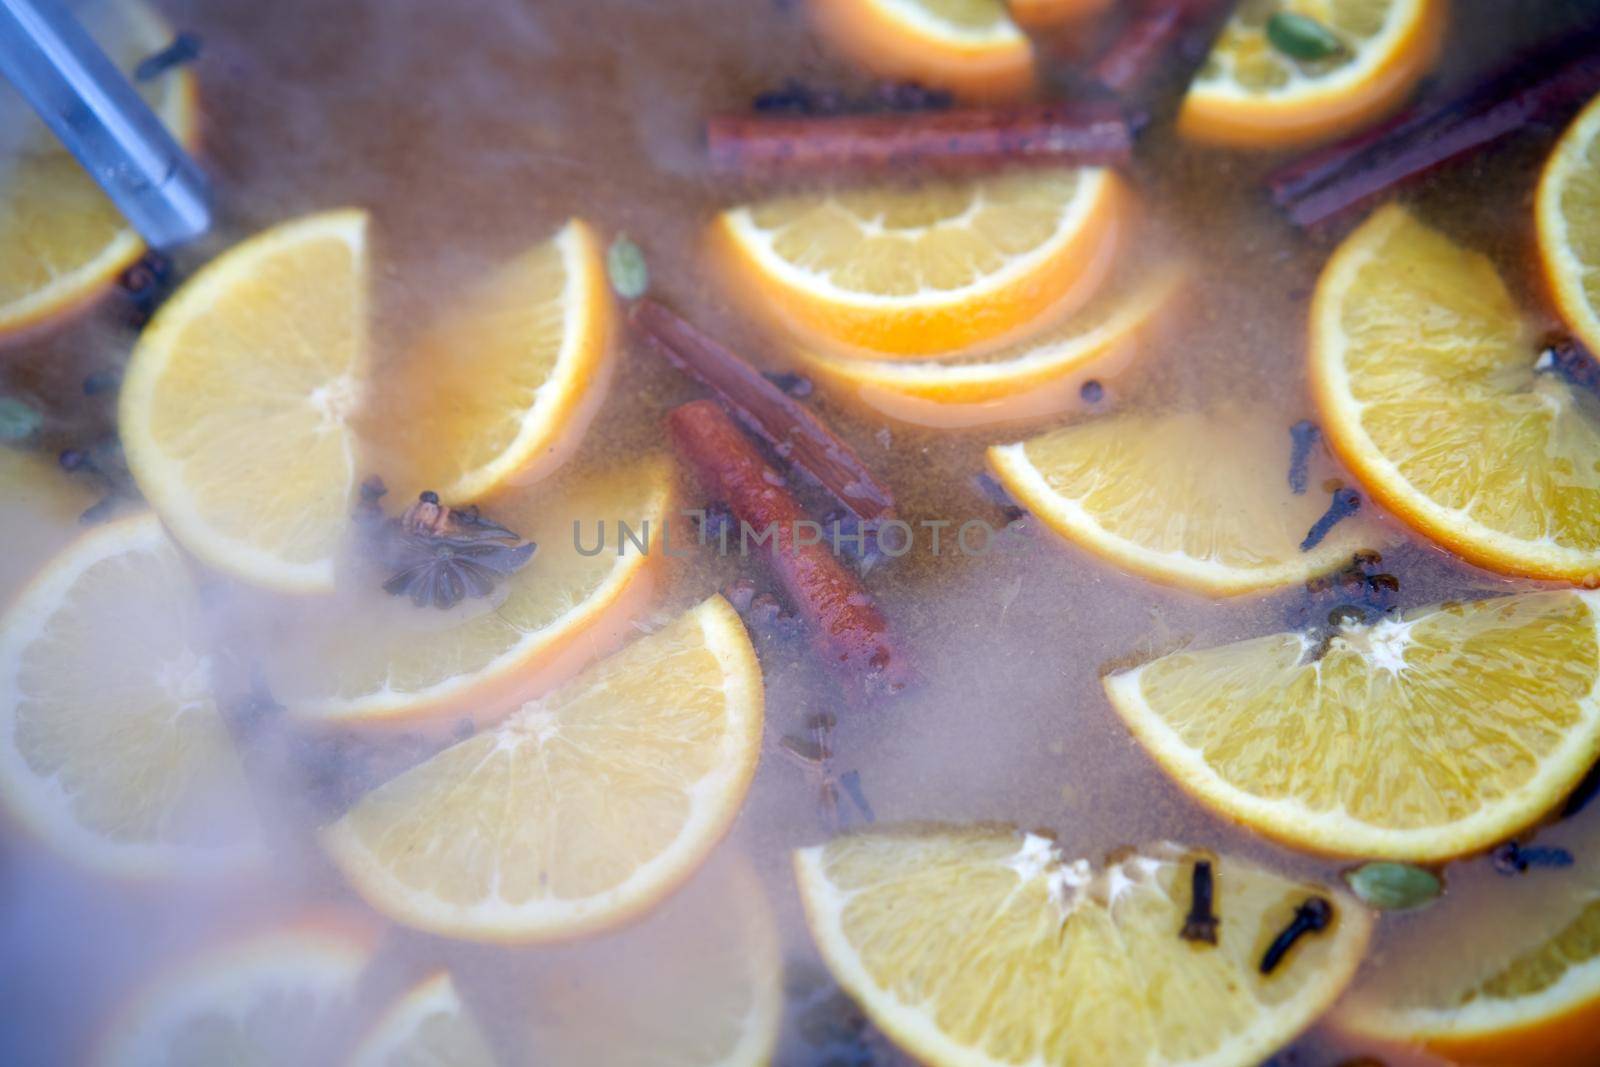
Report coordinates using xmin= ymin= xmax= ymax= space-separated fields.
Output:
xmin=383 ymin=219 xmax=613 ymax=504
xmin=1008 ymin=0 xmax=1111 ymax=28
xmin=1180 ymin=0 xmax=1444 ymax=148
xmin=715 ymin=167 xmax=1126 ymax=358
xmin=810 ymin=0 xmax=1034 ymax=101
xmin=348 ymin=972 xmax=498 ymax=1067
xmin=0 ymin=0 xmax=198 ymax=338
xmin=1537 ymin=88 xmax=1600 ymax=363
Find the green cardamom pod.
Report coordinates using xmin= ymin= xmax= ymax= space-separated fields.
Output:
xmin=0 ymin=397 xmax=43 ymax=442
xmin=607 ymin=234 xmax=649 ymax=300
xmin=1266 ymin=11 xmax=1346 ymax=61
xmin=1344 ymin=861 xmax=1442 ymax=911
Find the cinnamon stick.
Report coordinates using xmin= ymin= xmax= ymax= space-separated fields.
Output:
xmin=668 ymin=399 xmax=909 ymax=700
xmin=630 ymin=299 xmax=895 ymax=523
xmin=1091 ymin=0 xmax=1233 ymax=100
xmin=706 ymin=101 xmax=1134 ymax=177
xmin=1270 ymin=28 xmax=1600 ymax=229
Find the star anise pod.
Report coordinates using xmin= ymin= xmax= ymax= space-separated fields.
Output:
xmin=358 ymin=481 xmax=536 ymax=610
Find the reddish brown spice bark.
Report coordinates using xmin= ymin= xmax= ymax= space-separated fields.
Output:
xmin=631 ymin=299 xmax=895 ymax=523
xmin=669 ymin=399 xmax=909 ymax=700
xmin=1090 ymin=0 xmax=1233 ymax=98
xmin=1269 ymin=28 xmax=1600 ymax=229
xmin=706 ymin=101 xmax=1134 ymax=177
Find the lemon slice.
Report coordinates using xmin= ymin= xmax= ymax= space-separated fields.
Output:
xmin=119 ymin=209 xmax=368 ymax=594
xmin=385 ymin=219 xmax=612 ymax=504
xmin=799 ymin=266 xmax=1183 ymax=429
xmin=1105 ymin=590 xmax=1600 ymax=860
xmin=265 ymin=459 xmax=671 ymax=728
xmin=716 ymin=168 xmax=1126 ymax=357
xmin=795 ymin=825 xmax=1371 ymax=1067
xmin=1181 ymin=0 xmax=1443 ymax=147
xmin=92 ymin=915 xmax=376 ymax=1066
xmin=0 ymin=445 xmax=96 ymax=605
xmin=0 ymin=514 xmax=260 ymax=878
xmin=348 ymin=972 xmax=498 ymax=1067
xmin=1311 ymin=204 xmax=1600 ymax=583
xmin=1538 ymin=90 xmax=1600 ymax=362
xmin=1337 ymin=806 xmax=1600 ymax=1066
xmin=987 ymin=407 xmax=1380 ymax=595
xmin=521 ymin=855 xmax=782 ymax=1066
xmin=0 ymin=0 xmax=198 ymax=337
xmin=809 ymin=0 xmax=1033 ymax=100
xmin=321 ymin=595 xmax=764 ymax=942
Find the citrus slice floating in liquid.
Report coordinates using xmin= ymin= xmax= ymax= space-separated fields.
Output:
xmin=119 ymin=209 xmax=370 ymax=594
xmin=988 ymin=407 xmax=1381 ymax=595
xmin=0 ymin=514 xmax=260 ymax=878
xmin=348 ymin=971 xmax=499 ymax=1067
xmin=0 ymin=445 xmax=97 ymax=606
xmin=795 ymin=825 xmax=1371 ymax=1067
xmin=809 ymin=0 xmax=1034 ymax=101
xmin=1311 ymin=204 xmax=1600 ymax=584
xmin=715 ymin=167 xmax=1126 ymax=358
xmin=1538 ymin=89 xmax=1600 ymax=365
xmin=265 ymin=458 xmax=672 ymax=729
xmin=1180 ymin=0 xmax=1444 ymax=147
xmin=382 ymin=219 xmax=613 ymax=504
xmin=321 ymin=595 xmax=764 ymax=942
xmin=0 ymin=0 xmax=199 ymax=338
xmin=1104 ymin=590 xmax=1600 ymax=861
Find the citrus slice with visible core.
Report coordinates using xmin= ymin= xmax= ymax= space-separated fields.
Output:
xmin=321 ymin=595 xmax=764 ymax=942
xmin=809 ymin=0 xmax=1034 ymax=101
xmin=1538 ymin=89 xmax=1600 ymax=363
xmin=119 ymin=209 xmax=369 ymax=594
xmin=1104 ymin=590 xmax=1600 ymax=861
xmin=384 ymin=219 xmax=613 ymax=504
xmin=1336 ymin=803 xmax=1600 ymax=1067
xmin=0 ymin=445 xmax=96 ymax=606
xmin=0 ymin=0 xmax=198 ymax=338
xmin=715 ymin=167 xmax=1126 ymax=358
xmin=795 ymin=825 xmax=1371 ymax=1067
xmin=987 ymin=407 xmax=1381 ymax=595
xmin=91 ymin=915 xmax=377 ymax=1067
xmin=0 ymin=514 xmax=260 ymax=878
xmin=265 ymin=459 xmax=672 ymax=729
xmin=799 ymin=266 xmax=1183 ymax=429
xmin=1311 ymin=204 xmax=1600 ymax=584
xmin=1180 ymin=0 xmax=1443 ymax=148
xmin=520 ymin=855 xmax=782 ymax=1066
xmin=348 ymin=972 xmax=499 ymax=1067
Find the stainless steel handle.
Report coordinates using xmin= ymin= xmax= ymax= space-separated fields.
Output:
xmin=0 ymin=0 xmax=210 ymax=249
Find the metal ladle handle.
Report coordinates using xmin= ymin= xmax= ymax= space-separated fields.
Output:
xmin=0 ymin=0 xmax=210 ymax=249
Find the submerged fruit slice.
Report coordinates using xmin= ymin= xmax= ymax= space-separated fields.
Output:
xmin=800 ymin=266 xmax=1183 ymax=429
xmin=0 ymin=515 xmax=259 ymax=878
xmin=521 ymin=856 xmax=782 ymax=1066
xmin=267 ymin=459 xmax=671 ymax=728
xmin=1337 ymin=806 xmax=1600 ymax=1067
xmin=796 ymin=825 xmax=1371 ymax=1067
xmin=809 ymin=0 xmax=1033 ymax=101
xmin=385 ymin=219 xmax=612 ymax=503
xmin=716 ymin=167 xmax=1125 ymax=357
xmin=988 ymin=407 xmax=1379 ymax=595
xmin=1008 ymin=0 xmax=1110 ymax=28
xmin=0 ymin=445 xmax=96 ymax=606
xmin=1538 ymin=90 xmax=1600 ymax=362
xmin=1105 ymin=590 xmax=1600 ymax=861
xmin=119 ymin=210 xmax=369 ymax=594
xmin=321 ymin=595 xmax=764 ymax=942
xmin=0 ymin=0 xmax=198 ymax=337
xmin=1311 ymin=205 xmax=1600 ymax=583
xmin=348 ymin=972 xmax=498 ymax=1067
xmin=1181 ymin=0 xmax=1442 ymax=147
xmin=92 ymin=915 xmax=376 ymax=1066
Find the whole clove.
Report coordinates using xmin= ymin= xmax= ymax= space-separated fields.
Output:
xmin=1491 ymin=841 xmax=1575 ymax=875
xmin=1260 ymin=896 xmax=1334 ymax=975
xmin=1538 ymin=336 xmax=1600 ymax=398
xmin=1080 ymin=379 xmax=1105 ymax=404
xmin=359 ymin=483 xmax=536 ymax=610
xmin=1179 ymin=859 xmax=1219 ymax=944
xmin=118 ymin=252 xmax=174 ymax=327
xmin=1287 ymin=420 xmax=1320 ymax=495
xmin=1300 ymin=487 xmax=1361 ymax=551
xmin=838 ymin=769 xmax=875 ymax=825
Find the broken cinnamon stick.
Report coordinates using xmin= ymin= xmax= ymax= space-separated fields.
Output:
xmin=669 ymin=399 xmax=909 ymax=700
xmin=706 ymin=101 xmax=1135 ymax=177
xmin=1269 ymin=27 xmax=1600 ymax=229
xmin=1091 ymin=0 xmax=1233 ymax=100
xmin=631 ymin=299 xmax=895 ymax=523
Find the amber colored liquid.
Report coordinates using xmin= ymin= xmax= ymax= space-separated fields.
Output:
xmin=5 ymin=1 xmax=1600 ymax=1064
